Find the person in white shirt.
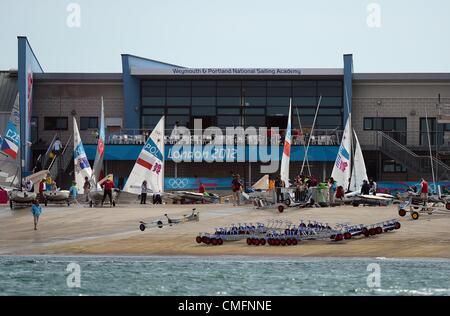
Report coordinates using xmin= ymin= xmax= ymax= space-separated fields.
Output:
xmin=53 ymin=137 xmax=62 ymax=156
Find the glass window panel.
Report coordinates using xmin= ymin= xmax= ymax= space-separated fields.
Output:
xmin=80 ymin=117 xmax=89 ymax=130
xmin=267 ymin=87 xmax=291 ymax=96
xmin=383 ymin=118 xmax=395 ymax=131
xmin=293 ymin=97 xmax=317 ymax=106
xmin=167 ymin=108 xmax=190 ymax=115
xmin=245 ymin=116 xmax=266 ymax=127
xmin=191 ymin=80 xmax=216 ymax=86
xmin=217 ymin=108 xmax=240 ymax=115
xmin=142 ymin=97 xmax=165 ymax=106
xmin=243 ymin=86 xmax=266 ymax=96
xmin=396 ymin=118 xmax=407 ymax=131
xmin=142 ymin=107 xmax=165 ymax=115
xmin=192 ymin=97 xmax=216 ymax=106
xmin=192 ymin=86 xmax=216 ymax=96
xmin=217 ymin=97 xmax=241 ymax=106
xmin=244 ymin=97 xmax=266 ymax=106
xmin=372 ymin=118 xmax=380 ymax=130
xmin=293 ymin=81 xmax=316 ymax=86
xmin=244 ymin=108 xmax=265 ymax=115
xmin=243 ymin=80 xmax=266 ymax=87
xmin=166 ymin=80 xmax=191 ymax=87
xmin=217 ymin=81 xmax=241 ymax=87
xmin=299 ymin=116 xmax=314 ymax=126
xmin=318 ymin=86 xmax=342 ymax=96
xmin=167 ymin=86 xmax=190 ymax=96
xmin=297 ymin=108 xmax=316 ymax=115
xmin=267 ymin=97 xmax=290 ymax=106
xmin=80 ymin=117 xmax=98 ymax=130
xmin=141 ymin=116 xmax=162 ymax=129
xmin=318 ymin=81 xmax=342 ymax=87
xmin=217 ymin=86 xmax=241 ymax=96
xmin=192 ymin=107 xmax=216 ymax=116
xmin=217 ymin=116 xmax=241 ymax=126
xmin=293 ymin=86 xmax=316 ymax=96
xmin=266 ymin=106 xmax=289 ymax=116
xmin=319 ymin=108 xmax=341 ymax=115
xmin=316 ymin=116 xmax=342 ymax=127
xmin=267 ymin=81 xmax=291 ymax=87
xmin=142 ymin=86 xmax=165 ymax=97
xmin=166 ymin=116 xmax=190 ymax=127
xmin=364 ymin=118 xmax=373 ymax=130
xmin=166 ymin=97 xmax=190 ymax=106
xmin=383 ymin=160 xmax=395 ymax=173
xmin=320 ymin=97 xmax=342 ymax=107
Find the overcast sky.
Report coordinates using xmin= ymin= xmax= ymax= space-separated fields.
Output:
xmin=0 ymin=0 xmax=449 ymax=73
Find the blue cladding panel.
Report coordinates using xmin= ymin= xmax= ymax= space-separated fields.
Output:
xmin=18 ymin=37 xmax=44 ymax=175
xmin=121 ymin=55 xmax=180 ymax=129
xmin=343 ymin=54 xmax=353 ymax=123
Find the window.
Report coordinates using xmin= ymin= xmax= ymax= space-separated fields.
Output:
xmin=382 ymin=160 xmax=407 ymax=173
xmin=44 ymin=117 xmax=68 ymax=130
xmin=363 ymin=117 xmax=407 ymax=144
xmin=363 ymin=118 xmax=373 ymax=130
xmin=80 ymin=117 xmax=98 ymax=130
xmin=31 ymin=117 xmax=38 ymax=144
xmin=420 ymin=118 xmax=444 ymax=145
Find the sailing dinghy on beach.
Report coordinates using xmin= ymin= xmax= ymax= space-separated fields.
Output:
xmin=87 ymin=98 xmax=119 ymax=207
xmin=331 ymin=114 xmax=393 ymax=206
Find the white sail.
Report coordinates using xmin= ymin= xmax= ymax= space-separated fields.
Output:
xmin=252 ymin=174 xmax=269 ymax=190
xmin=73 ymin=117 xmax=93 ymax=194
xmin=350 ymin=129 xmax=368 ymax=192
xmin=123 ymin=116 xmax=165 ymax=195
xmin=331 ymin=115 xmax=352 ymax=190
xmin=91 ymin=97 xmax=105 ymax=185
xmin=280 ymin=101 xmax=292 ymax=188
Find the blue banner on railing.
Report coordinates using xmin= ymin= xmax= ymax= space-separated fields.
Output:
xmin=377 ymin=181 xmax=450 ymax=195
xmin=164 ymin=177 xmax=237 ymax=191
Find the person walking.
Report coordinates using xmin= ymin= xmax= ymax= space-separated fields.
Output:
xmin=31 ymin=200 xmax=43 ymax=230
xmin=83 ymin=176 xmax=91 ymax=202
xmin=231 ymin=174 xmax=243 ymax=206
xmin=101 ymin=177 xmax=114 ymax=207
xmin=140 ymin=180 xmax=148 ymax=204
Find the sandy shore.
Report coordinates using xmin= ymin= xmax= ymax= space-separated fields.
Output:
xmin=1 ymin=201 xmax=450 ymax=258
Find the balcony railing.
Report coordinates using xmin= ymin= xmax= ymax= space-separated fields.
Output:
xmin=83 ymin=128 xmax=343 ymax=146
xmin=360 ymin=130 xmax=450 ymax=153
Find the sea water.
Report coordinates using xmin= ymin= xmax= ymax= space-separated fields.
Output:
xmin=0 ymin=256 xmax=449 ymax=296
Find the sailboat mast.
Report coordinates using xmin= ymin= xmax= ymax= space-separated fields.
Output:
xmin=295 ymin=106 xmax=311 ymax=176
xmin=301 ymin=95 xmax=322 ymax=174
xmin=425 ymin=106 xmax=436 ymax=190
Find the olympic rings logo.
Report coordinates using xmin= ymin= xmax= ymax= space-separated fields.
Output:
xmin=168 ymin=178 xmax=189 ymax=189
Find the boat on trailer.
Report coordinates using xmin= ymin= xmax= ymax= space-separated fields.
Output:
xmin=139 ymin=208 xmax=199 ymax=231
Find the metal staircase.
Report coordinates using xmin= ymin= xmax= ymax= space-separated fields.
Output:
xmin=377 ymin=131 xmax=450 ymax=180
xmin=47 ymin=135 xmax=73 ymax=188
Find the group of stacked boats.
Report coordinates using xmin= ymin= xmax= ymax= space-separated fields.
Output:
xmin=195 ymin=218 xmax=401 ymax=246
